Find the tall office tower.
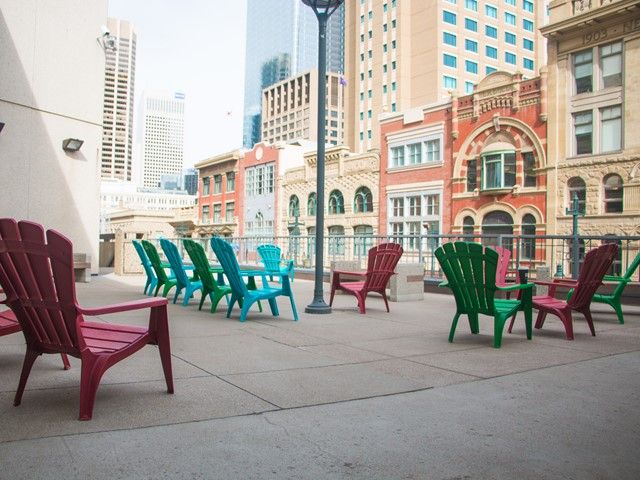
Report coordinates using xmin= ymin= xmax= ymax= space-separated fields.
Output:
xmin=344 ymin=0 xmax=547 ymax=152
xmin=242 ymin=0 xmax=344 ymax=149
xmin=100 ymin=18 xmax=136 ymax=181
xmin=141 ymin=91 xmax=185 ymax=188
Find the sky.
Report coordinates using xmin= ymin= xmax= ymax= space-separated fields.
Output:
xmin=108 ymin=0 xmax=247 ymax=168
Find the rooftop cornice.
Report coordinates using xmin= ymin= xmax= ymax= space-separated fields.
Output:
xmin=541 ymin=0 xmax=640 ymax=37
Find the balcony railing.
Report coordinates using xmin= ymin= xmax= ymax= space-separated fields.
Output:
xmin=146 ymin=234 xmax=640 ymax=283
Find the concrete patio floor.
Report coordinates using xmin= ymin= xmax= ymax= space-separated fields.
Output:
xmin=1 ymin=274 xmax=639 ymax=479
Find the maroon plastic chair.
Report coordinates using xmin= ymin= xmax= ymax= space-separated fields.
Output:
xmin=527 ymin=243 xmax=618 ymax=340
xmin=330 ymin=243 xmax=403 ymax=314
xmin=0 ymin=219 xmax=173 ymax=420
xmin=493 ymin=246 xmax=511 ymax=288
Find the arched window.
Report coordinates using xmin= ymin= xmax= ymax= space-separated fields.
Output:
xmin=288 ymin=195 xmax=300 ymax=217
xmin=521 ymin=214 xmax=536 ymax=260
xmin=307 ymin=193 xmax=317 ymax=216
xmin=353 ymin=225 xmax=374 ymax=256
xmin=567 ymin=177 xmax=586 ymax=214
xmin=328 ymin=190 xmax=345 ymax=214
xmin=603 ymin=174 xmax=623 ymax=213
xmin=482 ymin=211 xmax=513 ymax=250
xmin=354 ymin=186 xmax=373 ymax=213
xmin=328 ymin=226 xmax=345 ymax=255
xmin=462 ymin=216 xmax=475 ymax=236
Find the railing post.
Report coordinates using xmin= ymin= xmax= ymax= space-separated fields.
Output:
xmin=567 ymin=192 xmax=584 ymax=279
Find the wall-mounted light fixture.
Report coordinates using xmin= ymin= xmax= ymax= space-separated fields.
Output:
xmin=62 ymin=138 xmax=84 ymax=152
xmin=97 ymin=26 xmax=117 ymax=53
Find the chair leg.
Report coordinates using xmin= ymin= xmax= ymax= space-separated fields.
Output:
xmin=78 ymin=355 xmax=108 ymax=421
xmin=468 ymin=313 xmax=479 ymax=334
xmin=288 ymin=294 xmax=299 ymax=321
xmin=524 ymin=306 xmax=532 ymax=341
xmin=560 ymin=310 xmax=574 ymax=340
xmin=210 ymin=292 xmax=224 ymax=313
xmin=199 ymin=290 xmax=207 ymax=311
xmin=381 ymin=290 xmax=390 ymax=313
xmin=226 ymin=295 xmax=238 ymax=318
xmin=240 ymin=298 xmax=257 ymax=322
xmin=507 ymin=312 xmax=516 ymax=334
xmin=534 ymin=310 xmax=546 ymax=329
xmin=153 ymin=307 xmax=174 ymax=394
xmin=494 ymin=316 xmax=506 ymax=348
xmin=144 ymin=278 xmax=151 ymax=295
xmin=61 ymin=354 xmax=71 ymax=370
xmin=172 ymin=287 xmax=181 ymax=304
xmin=581 ymin=308 xmax=596 ymax=337
xmin=267 ymin=297 xmax=279 ymax=317
xmin=13 ymin=348 xmax=40 ymax=406
xmin=356 ymin=293 xmax=366 ymax=314
xmin=611 ymin=301 xmax=624 ymax=324
xmin=449 ymin=313 xmax=461 ymax=343
xmin=329 ymin=277 xmax=338 ymax=306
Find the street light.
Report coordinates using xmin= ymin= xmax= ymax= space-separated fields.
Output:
xmin=301 ymin=0 xmax=344 ymax=314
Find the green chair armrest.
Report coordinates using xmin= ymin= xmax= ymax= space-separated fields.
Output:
xmin=603 ymin=275 xmax=628 ymax=283
xmin=497 ymin=282 xmax=534 ymax=292
xmin=439 ymin=280 xmax=449 ymax=288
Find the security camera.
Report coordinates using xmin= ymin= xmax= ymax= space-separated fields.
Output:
xmin=100 ymin=25 xmax=110 ymax=37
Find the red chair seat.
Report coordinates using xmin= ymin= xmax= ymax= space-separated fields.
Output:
xmin=533 ymin=295 xmax=567 ymax=309
xmin=339 ymin=281 xmax=366 ymax=293
xmin=0 ymin=310 xmax=21 ymax=335
xmin=80 ymin=322 xmax=149 ymax=354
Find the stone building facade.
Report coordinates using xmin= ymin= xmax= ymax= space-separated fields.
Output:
xmin=543 ymin=0 xmax=640 ymax=238
xmin=281 ymin=146 xmax=380 ymax=263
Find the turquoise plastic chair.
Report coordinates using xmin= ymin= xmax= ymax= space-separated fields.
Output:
xmin=133 ymin=240 xmax=157 ymax=295
xmin=210 ymin=237 xmax=298 ymax=322
xmin=160 ymin=239 xmax=203 ymax=306
xmin=257 ymin=244 xmax=294 ymax=282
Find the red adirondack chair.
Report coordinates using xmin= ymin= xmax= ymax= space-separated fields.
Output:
xmin=528 ymin=242 xmax=618 ymax=340
xmin=493 ymin=246 xmax=511 ymax=288
xmin=330 ymin=243 xmax=403 ymax=314
xmin=0 ymin=219 xmax=174 ymax=420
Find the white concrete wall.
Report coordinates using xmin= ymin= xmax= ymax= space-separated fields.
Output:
xmin=0 ymin=0 xmax=107 ymax=272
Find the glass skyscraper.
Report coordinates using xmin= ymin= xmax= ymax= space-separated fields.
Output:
xmin=242 ymin=0 xmax=344 ymax=149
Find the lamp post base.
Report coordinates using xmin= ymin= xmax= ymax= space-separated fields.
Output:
xmin=305 ymin=298 xmax=332 ymax=314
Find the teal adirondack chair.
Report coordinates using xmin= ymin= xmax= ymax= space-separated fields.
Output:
xmin=569 ymin=251 xmax=640 ymax=324
xmin=183 ymin=239 xmax=232 ymax=313
xmin=435 ymin=241 xmax=533 ymax=348
xmin=141 ymin=240 xmax=177 ymax=298
xmin=210 ymin=237 xmax=298 ymax=322
xmin=132 ymin=240 xmax=157 ymax=295
xmin=257 ymin=244 xmax=294 ymax=282
xmin=160 ymin=239 xmax=203 ymax=306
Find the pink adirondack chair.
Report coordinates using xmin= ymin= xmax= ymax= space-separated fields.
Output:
xmin=527 ymin=242 xmax=618 ymax=340
xmin=330 ymin=243 xmax=403 ymax=314
xmin=493 ymin=246 xmax=511 ymax=288
xmin=0 ymin=219 xmax=173 ymax=420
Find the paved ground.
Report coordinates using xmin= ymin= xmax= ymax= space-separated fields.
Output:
xmin=1 ymin=275 xmax=639 ymax=479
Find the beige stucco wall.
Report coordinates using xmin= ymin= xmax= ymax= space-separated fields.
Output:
xmin=0 ymin=0 xmax=107 ymax=272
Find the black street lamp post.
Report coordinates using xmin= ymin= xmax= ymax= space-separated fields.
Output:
xmin=301 ymin=0 xmax=343 ymax=314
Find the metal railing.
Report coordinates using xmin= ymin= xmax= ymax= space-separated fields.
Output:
xmin=146 ymin=234 xmax=640 ymax=283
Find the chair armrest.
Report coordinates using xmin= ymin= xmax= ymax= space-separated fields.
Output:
xmin=603 ymin=275 xmax=627 ymax=283
xmin=333 ymin=269 xmax=367 ymax=276
xmin=534 ymin=279 xmax=577 ymax=287
xmin=438 ymin=280 xmax=449 ymax=288
xmin=79 ymin=297 xmax=168 ymax=316
xmin=497 ymin=282 xmax=534 ymax=292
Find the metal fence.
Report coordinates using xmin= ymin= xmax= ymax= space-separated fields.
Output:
xmin=147 ymin=234 xmax=640 ymax=283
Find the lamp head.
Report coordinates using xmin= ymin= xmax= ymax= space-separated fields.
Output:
xmin=301 ymin=0 xmax=344 ymax=16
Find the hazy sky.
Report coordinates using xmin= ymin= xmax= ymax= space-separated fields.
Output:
xmin=108 ymin=0 xmax=247 ymax=168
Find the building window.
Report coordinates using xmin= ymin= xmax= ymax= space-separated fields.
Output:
xmin=389 ymin=135 xmax=442 ymax=168
xmin=444 ymin=76 xmax=457 ymax=89
xmin=443 ymin=10 xmax=457 ymax=24
xmin=408 ymin=143 xmax=422 ymax=164
xmin=523 ymin=38 xmax=534 ymax=51
xmin=201 ymin=205 xmax=210 ymax=223
xmin=225 ymin=202 xmax=234 ymax=222
xmin=388 ymin=192 xmax=442 ymax=251
xmin=443 ymin=32 xmax=457 ymax=46
xmin=328 ymin=190 xmax=345 ymax=214
xmin=574 ymin=111 xmax=593 ymax=155
xmin=481 ymin=211 xmax=513 ymax=250
xmin=213 ymin=204 xmax=221 ymax=223
xmin=353 ymin=225 xmax=374 ymax=256
xmin=523 ymin=0 xmax=534 ymax=12
xmin=465 ymin=82 xmax=474 ymax=94
xmin=601 ymin=42 xmax=622 ymax=88
xmin=486 ymin=45 xmax=498 ymax=59
xmin=505 ymin=52 xmax=516 ymax=65
xmin=486 ymin=66 xmax=497 ymax=75
xmin=603 ymin=174 xmax=623 ymax=213
xmin=354 ymin=186 xmax=373 ymax=213
xmin=465 ymin=0 xmax=478 ymax=11
xmin=523 ymin=19 xmax=533 ymax=31
xmin=482 ymin=151 xmax=516 ymax=189
xmin=288 ymin=195 xmax=300 ymax=217
xmin=574 ymin=49 xmax=593 ymax=94
xmin=213 ymin=174 xmax=222 ymax=194
xmin=485 ymin=4 xmax=497 ymax=17
xmin=523 ymin=152 xmax=536 ymax=187
xmin=505 ymin=12 xmax=516 ymax=25
xmin=485 ymin=25 xmax=497 ymax=38
xmin=465 ymin=39 xmax=478 ymax=52
xmin=466 ymin=159 xmax=477 ymax=191
xmin=521 ymin=214 xmax=536 ymax=260
xmin=328 ymin=226 xmax=345 ymax=255
xmin=226 ymin=172 xmax=235 ymax=192
xmin=523 ymin=58 xmax=534 ymax=70
xmin=444 ymin=54 xmax=457 ymax=68
xmin=601 ymin=105 xmax=622 ymax=152
xmin=307 ymin=192 xmax=317 ymax=216
xmin=567 ymin=177 xmax=587 ymax=214
xmin=505 ymin=32 xmax=516 ymax=45
xmin=202 ymin=177 xmax=210 ymax=195
xmin=464 ymin=18 xmax=477 ymax=31
xmin=465 ymin=60 xmax=478 ymax=74
xmin=462 ymin=216 xmax=475 ymax=236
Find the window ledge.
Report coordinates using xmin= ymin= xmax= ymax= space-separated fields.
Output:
xmin=479 ymin=188 xmax=512 ymax=195
xmin=387 ymin=162 xmax=443 ymax=173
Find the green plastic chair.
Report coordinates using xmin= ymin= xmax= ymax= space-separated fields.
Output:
xmin=257 ymin=244 xmax=294 ymax=282
xmin=141 ymin=240 xmax=177 ymax=298
xmin=435 ymin=241 xmax=533 ymax=348
xmin=132 ymin=240 xmax=157 ymax=295
xmin=160 ymin=239 xmax=203 ymax=306
xmin=569 ymin=251 xmax=640 ymax=324
xmin=183 ymin=239 xmax=232 ymax=313
xmin=210 ymin=237 xmax=298 ymax=322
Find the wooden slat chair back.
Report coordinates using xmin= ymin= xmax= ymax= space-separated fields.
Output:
xmin=330 ymin=242 xmax=403 ymax=314
xmin=493 ymin=246 xmax=511 ymax=287
xmin=141 ymin=240 xmax=176 ymax=297
xmin=0 ymin=218 xmax=173 ymax=420
xmin=132 ymin=240 xmax=156 ymax=295
xmin=211 ymin=237 xmax=298 ymax=322
xmin=533 ymin=242 xmax=618 ymax=340
xmin=183 ymin=239 xmax=231 ymax=313
xmin=257 ymin=244 xmax=294 ymax=281
xmin=160 ymin=239 xmax=202 ymax=306
xmin=434 ymin=241 xmax=533 ymax=348
xmin=590 ymin=252 xmax=640 ymax=324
